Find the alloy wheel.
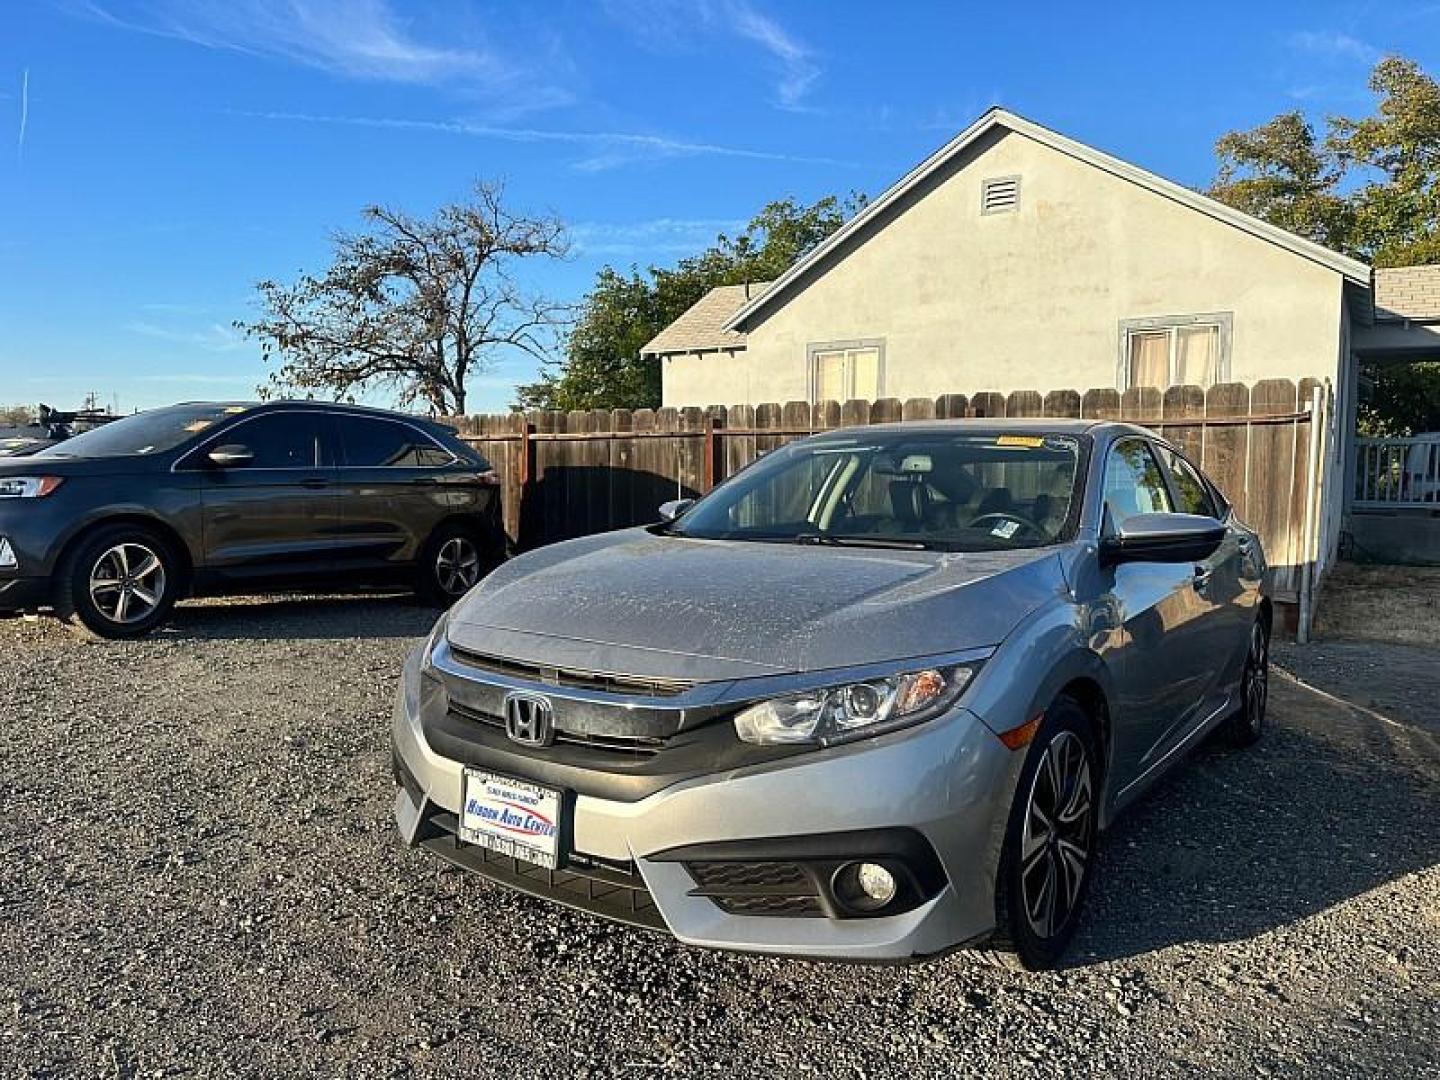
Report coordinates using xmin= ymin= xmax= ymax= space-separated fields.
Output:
xmin=1019 ymin=730 xmax=1094 ymax=940
xmin=1244 ymin=622 xmax=1269 ymax=734
xmin=436 ymin=537 xmax=481 ymax=596
xmin=89 ymin=543 xmax=167 ymax=625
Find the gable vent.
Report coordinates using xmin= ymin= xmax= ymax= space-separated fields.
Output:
xmin=981 ymin=176 xmax=1021 ymax=215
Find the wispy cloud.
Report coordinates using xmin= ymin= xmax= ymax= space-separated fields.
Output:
xmin=1286 ymin=30 xmax=1383 ymax=64
xmin=604 ymin=0 xmax=822 ymax=111
xmin=725 ymin=3 xmax=820 ymax=111
xmin=571 ymin=217 xmax=746 ymax=257
xmin=69 ymin=0 xmax=572 ymax=113
xmin=232 ymin=109 xmax=855 ymax=170
xmin=17 ymin=69 xmax=28 ymax=159
xmin=126 ymin=320 xmax=247 ymax=353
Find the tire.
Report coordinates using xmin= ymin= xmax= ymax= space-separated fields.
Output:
xmin=987 ymin=696 xmax=1100 ymax=971
xmin=53 ymin=525 xmax=179 ymax=640
xmin=416 ymin=523 xmax=496 ymax=607
xmin=1223 ymin=618 xmax=1269 ymax=748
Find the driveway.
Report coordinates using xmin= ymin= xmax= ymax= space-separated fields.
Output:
xmin=2 ymin=600 xmax=1437 ymax=1077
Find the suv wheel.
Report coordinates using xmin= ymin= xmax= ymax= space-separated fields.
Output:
xmin=55 ymin=525 xmax=179 ymax=640
xmin=417 ymin=524 xmax=493 ymax=606
xmin=987 ymin=696 xmax=1099 ymax=970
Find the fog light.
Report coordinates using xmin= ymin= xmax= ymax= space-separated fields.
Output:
xmin=832 ymin=860 xmax=901 ymax=914
xmin=857 ymin=862 xmax=897 ymax=904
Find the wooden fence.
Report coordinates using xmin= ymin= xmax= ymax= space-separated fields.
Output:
xmin=447 ymin=378 xmax=1329 ymax=600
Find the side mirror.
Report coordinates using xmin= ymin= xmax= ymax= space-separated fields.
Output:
xmin=658 ymin=498 xmax=695 ymax=523
xmin=1100 ymin=513 xmax=1225 ymax=566
xmin=207 ymin=444 xmax=255 ymax=468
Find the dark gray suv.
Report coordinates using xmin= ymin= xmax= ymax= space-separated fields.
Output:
xmin=0 ymin=401 xmax=506 ymax=638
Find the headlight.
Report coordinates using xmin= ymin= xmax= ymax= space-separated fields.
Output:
xmin=419 ymin=611 xmax=451 ymax=677
xmin=734 ymin=665 xmax=978 ymax=746
xmin=0 ymin=477 xmax=64 ymax=499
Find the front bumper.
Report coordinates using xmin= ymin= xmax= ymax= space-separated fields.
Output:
xmin=391 ymin=647 xmax=1023 ymax=962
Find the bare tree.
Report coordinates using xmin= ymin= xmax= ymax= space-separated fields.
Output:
xmin=239 ymin=181 xmax=568 ymax=415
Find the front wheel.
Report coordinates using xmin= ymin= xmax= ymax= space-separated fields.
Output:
xmin=988 ymin=696 xmax=1099 ymax=970
xmin=54 ymin=525 xmax=180 ymax=640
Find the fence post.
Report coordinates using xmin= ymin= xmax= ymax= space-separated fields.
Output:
xmin=519 ymin=421 xmax=534 ymax=487
xmin=702 ymin=415 xmax=716 ymax=493
xmin=1297 ymin=385 xmax=1324 ymax=645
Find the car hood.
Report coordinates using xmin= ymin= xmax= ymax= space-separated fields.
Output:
xmin=447 ymin=528 xmax=1066 ymax=682
xmin=0 ymin=453 xmax=166 ymax=477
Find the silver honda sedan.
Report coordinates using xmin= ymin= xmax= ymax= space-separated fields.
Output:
xmin=391 ymin=419 xmax=1269 ymax=969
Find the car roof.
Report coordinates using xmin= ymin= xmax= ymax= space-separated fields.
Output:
xmin=176 ymin=399 xmax=450 ymax=429
xmin=807 ymin=417 xmax=1154 ymax=440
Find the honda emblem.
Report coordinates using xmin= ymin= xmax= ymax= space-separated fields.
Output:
xmin=503 ymin=692 xmax=556 ymax=748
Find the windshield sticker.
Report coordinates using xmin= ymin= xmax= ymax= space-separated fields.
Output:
xmin=991 ymin=520 xmax=1021 ymax=539
xmin=223 ymin=406 xmax=247 ymax=414
xmin=996 ymin=435 xmax=1045 ymax=448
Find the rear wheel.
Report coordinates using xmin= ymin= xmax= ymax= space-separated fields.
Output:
xmin=987 ymin=696 xmax=1099 ymax=970
xmin=1223 ymin=619 xmax=1269 ymax=748
xmin=54 ymin=525 xmax=179 ymax=640
xmin=416 ymin=523 xmax=495 ymax=606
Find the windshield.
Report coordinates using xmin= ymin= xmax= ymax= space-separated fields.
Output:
xmin=34 ymin=403 xmax=251 ymax=459
xmin=671 ymin=431 xmax=1084 ymax=552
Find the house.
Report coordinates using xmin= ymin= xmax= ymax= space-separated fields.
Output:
xmin=643 ymin=107 xmax=1440 ymax=587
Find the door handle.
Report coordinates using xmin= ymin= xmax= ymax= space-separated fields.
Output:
xmin=410 ymin=476 xmax=439 ymax=486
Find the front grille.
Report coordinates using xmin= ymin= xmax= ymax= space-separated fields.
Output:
xmin=421 ymin=809 xmax=665 ymax=931
xmin=448 ymin=700 xmax=666 ymax=758
xmin=449 ymin=646 xmax=697 ymax=698
xmin=684 ymin=859 xmax=825 ymax=919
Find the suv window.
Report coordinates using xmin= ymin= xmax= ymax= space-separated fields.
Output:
xmin=1157 ymin=446 xmax=1218 ymax=518
xmin=222 ymin=412 xmax=328 ymax=469
xmin=337 ymin=416 xmax=453 ymax=468
xmin=1103 ymin=439 xmax=1173 ymax=528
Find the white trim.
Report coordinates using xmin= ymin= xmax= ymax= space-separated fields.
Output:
xmin=725 ymin=108 xmax=1370 ymax=332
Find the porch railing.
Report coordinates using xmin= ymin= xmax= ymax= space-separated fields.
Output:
xmin=1354 ymin=436 xmax=1440 ymax=508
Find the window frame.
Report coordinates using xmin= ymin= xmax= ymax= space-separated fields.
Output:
xmin=174 ymin=408 xmax=336 ymax=472
xmin=333 ymin=413 xmax=458 ymax=470
xmin=1099 ymin=436 xmax=1175 ymax=534
xmin=1155 ymin=443 xmax=1219 ymax=520
xmin=1116 ymin=312 xmax=1233 ymax=391
xmin=806 ymin=338 xmax=886 ymax=406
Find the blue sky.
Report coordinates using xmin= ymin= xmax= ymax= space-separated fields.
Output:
xmin=3 ymin=1 xmax=1438 ymax=415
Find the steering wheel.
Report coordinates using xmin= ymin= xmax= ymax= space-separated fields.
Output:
xmin=968 ymin=510 xmax=1048 ymax=540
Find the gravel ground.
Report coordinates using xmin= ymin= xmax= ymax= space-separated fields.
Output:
xmin=2 ymin=597 xmax=1438 ymax=1078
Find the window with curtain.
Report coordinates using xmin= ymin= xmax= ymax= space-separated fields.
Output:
xmin=810 ymin=342 xmax=883 ymax=403
xmin=1120 ymin=315 xmax=1230 ymax=390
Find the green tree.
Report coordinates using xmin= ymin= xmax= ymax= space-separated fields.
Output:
xmin=1357 ymin=361 xmax=1440 ymax=436
xmin=1330 ymin=57 xmax=1440 ymax=267
xmin=1209 ymin=112 xmax=1354 ymax=252
xmin=240 ymin=181 xmax=567 ymax=415
xmin=1208 ymin=55 xmax=1440 ymax=267
xmin=518 ymin=193 xmax=865 ymax=411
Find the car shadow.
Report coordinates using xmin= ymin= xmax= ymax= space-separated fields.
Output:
xmin=155 ymin=593 xmax=442 ymax=642
xmin=1064 ymin=672 xmax=1440 ymax=967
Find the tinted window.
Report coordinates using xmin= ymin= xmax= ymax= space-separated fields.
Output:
xmin=224 ymin=412 xmax=326 ymax=469
xmin=1158 ymin=447 xmax=1217 ymax=518
xmin=1104 ymin=440 xmax=1173 ymax=528
xmin=35 ymin=403 xmax=249 ymax=458
xmin=338 ymin=416 xmax=453 ymax=468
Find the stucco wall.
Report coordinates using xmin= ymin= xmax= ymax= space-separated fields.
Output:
xmin=662 ymin=128 xmax=1347 ymax=408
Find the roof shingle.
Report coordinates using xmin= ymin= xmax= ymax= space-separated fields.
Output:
xmin=641 ymin=282 xmax=772 ymax=356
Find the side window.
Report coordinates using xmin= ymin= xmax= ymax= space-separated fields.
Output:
xmin=1157 ymin=447 xmax=1218 ymax=518
xmin=1103 ymin=439 xmax=1173 ymax=528
xmin=339 ymin=416 xmax=453 ymax=468
xmin=225 ymin=412 xmax=324 ymax=469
